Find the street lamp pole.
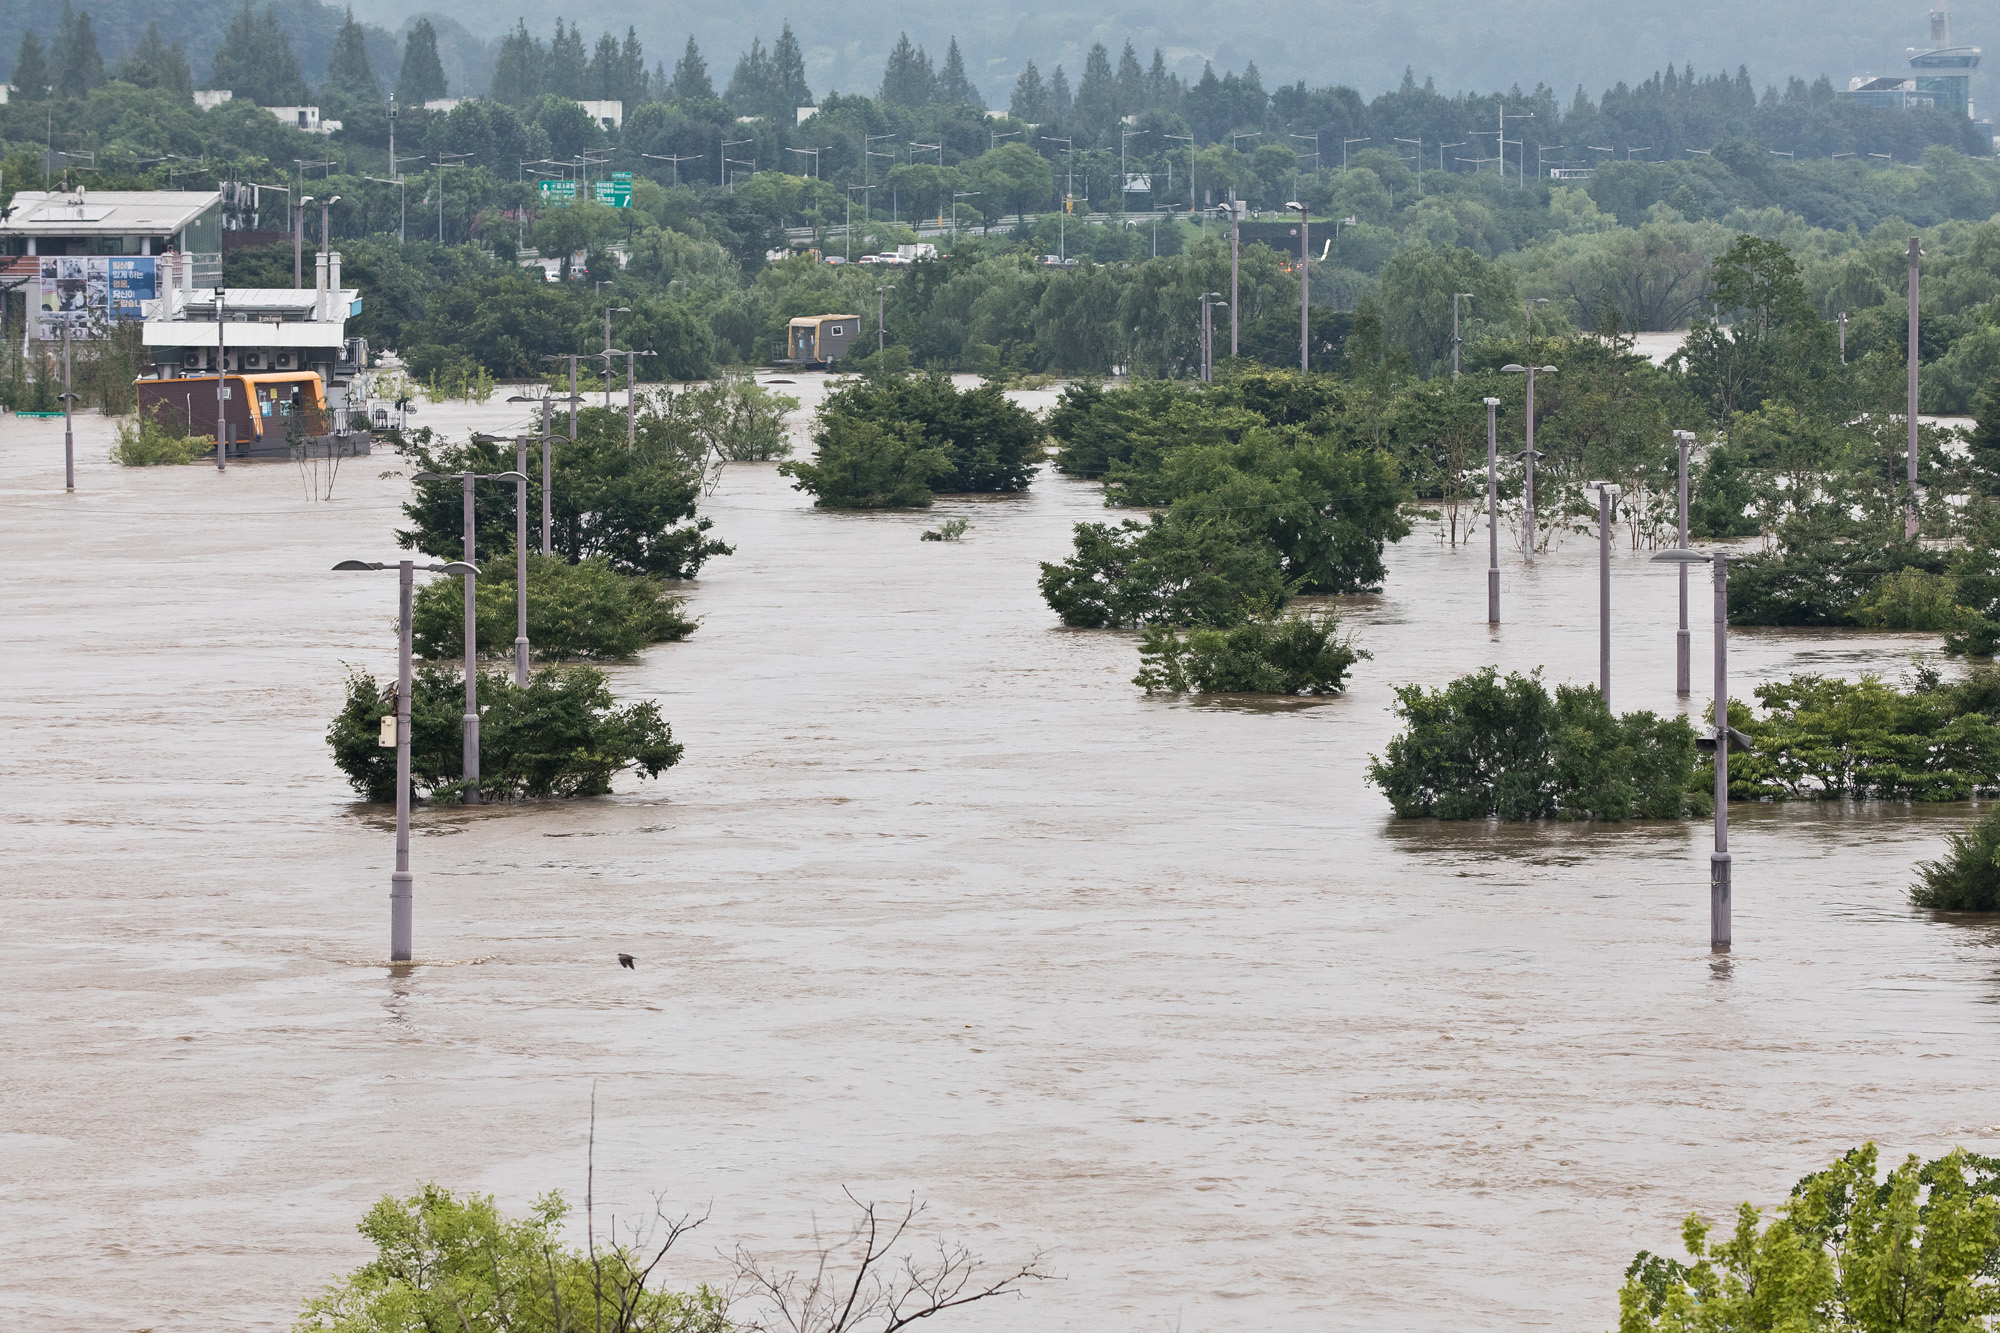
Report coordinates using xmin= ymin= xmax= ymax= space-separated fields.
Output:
xmin=412 ymin=468 xmax=529 ymax=802
xmin=1591 ymin=481 xmax=1620 ymax=705
xmin=1908 ymin=236 xmax=1922 ymax=539
xmin=1502 ymin=363 xmax=1555 ymax=558
xmin=1652 ymin=545 xmax=1740 ymax=949
xmin=1452 ymin=292 xmax=1473 ymax=379
xmin=1228 ymin=199 xmax=1245 ymax=357
xmin=1485 ymin=396 xmax=1501 ymax=623
xmin=60 ymin=324 xmax=74 ymax=490
xmin=333 ymin=557 xmax=477 ymax=961
xmin=1674 ymin=429 xmax=1695 ymax=696
xmin=876 ymin=285 xmax=888 ymax=352
xmin=294 ymin=194 xmax=311 ymax=288
xmin=514 ymin=436 xmax=530 ymax=684
xmin=1286 ymin=200 xmax=1310 ymax=372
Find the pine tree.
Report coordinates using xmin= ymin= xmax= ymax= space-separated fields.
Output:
xmin=323 ymin=9 xmax=379 ymax=101
xmin=1072 ymin=42 xmax=1115 ymax=138
xmin=1145 ymin=48 xmax=1170 ymax=109
xmin=589 ymin=31 xmax=620 ymax=100
xmin=1009 ymin=61 xmax=1046 ymax=122
xmin=879 ymin=32 xmax=934 ymax=107
xmin=117 ymin=22 xmax=193 ymax=97
xmin=1115 ymin=41 xmax=1143 ymax=112
xmin=667 ymin=36 xmax=711 ymax=101
xmin=488 ymin=21 xmax=541 ymax=107
xmin=772 ymin=22 xmax=810 ymax=111
xmin=393 ymin=19 xmax=444 ymax=104
xmin=545 ymin=19 xmax=587 ymax=100
xmin=725 ymin=38 xmax=773 ymax=118
xmin=207 ymin=1 xmax=308 ymax=105
xmin=12 ymin=30 xmax=51 ymax=101
xmin=1048 ymin=64 xmax=1072 ymax=118
xmin=937 ymin=37 xmax=981 ymax=109
xmin=53 ymin=1 xmax=103 ymax=99
xmin=618 ymin=27 xmax=646 ymax=105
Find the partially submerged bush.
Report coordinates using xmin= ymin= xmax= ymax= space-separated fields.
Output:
xmin=1367 ymin=667 xmax=1703 ymax=821
xmin=111 ymin=408 xmax=211 ymax=466
xmin=1731 ymin=669 xmax=2000 ymax=801
xmin=1135 ymin=609 xmax=1366 ymax=696
xmin=1912 ymin=805 xmax=2000 ymax=911
xmin=779 ymin=371 xmax=1043 ymax=508
xmin=327 ymin=663 xmax=682 ymax=802
xmin=1852 ymin=567 xmax=1964 ymax=631
xmin=411 ymin=554 xmax=696 ymax=661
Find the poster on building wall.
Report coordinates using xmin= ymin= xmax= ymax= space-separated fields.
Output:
xmin=37 ymin=256 xmax=158 ymax=339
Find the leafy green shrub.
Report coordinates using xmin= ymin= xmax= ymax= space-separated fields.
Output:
xmin=327 ymin=664 xmax=682 ymax=802
xmin=295 ymin=1184 xmax=726 ymax=1333
xmin=1728 ymin=539 xmax=1947 ymax=627
xmin=1852 ymin=567 xmax=1964 ymax=631
xmin=411 ymin=555 xmax=695 ymax=661
xmin=920 ymin=518 xmax=970 ymax=542
xmin=697 ymin=370 xmax=799 ymax=461
xmin=778 ymin=415 xmax=950 ymax=509
xmin=398 ymin=410 xmax=731 ymax=578
xmin=110 ymin=409 xmax=211 ymax=466
xmin=1731 ymin=670 xmax=2000 ymax=801
xmin=1367 ymin=668 xmax=1703 ymax=821
xmin=1618 ymin=1145 xmax=2000 ymax=1331
xmin=1135 ymin=609 xmax=1367 ymax=695
xmin=1040 ymin=513 xmax=1293 ymax=629
xmin=1912 ymin=805 xmax=2000 ymax=911
xmin=779 ymin=371 xmax=1043 ymax=508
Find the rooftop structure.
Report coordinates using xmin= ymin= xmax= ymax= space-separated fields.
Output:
xmin=1844 ymin=3 xmax=1982 ymax=119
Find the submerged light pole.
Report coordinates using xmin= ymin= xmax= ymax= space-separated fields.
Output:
xmin=1502 ymin=363 xmax=1555 ymax=558
xmin=333 ymin=557 xmax=477 ymax=961
xmin=413 ymin=466 xmax=529 ymax=801
xmin=1591 ymin=481 xmax=1620 ymax=705
xmin=1485 ymin=395 xmax=1502 ymax=623
xmin=1674 ymin=430 xmax=1695 ymax=696
xmin=1286 ymin=200 xmax=1310 ymax=372
xmin=1907 ymin=236 xmax=1922 ymax=540
xmin=1651 ymin=545 xmax=1750 ymax=950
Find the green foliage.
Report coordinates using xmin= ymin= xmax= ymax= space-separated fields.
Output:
xmin=206 ymin=0 xmax=309 ymax=105
xmin=780 ymin=371 xmax=1041 ymax=507
xmin=1616 ymin=1145 xmax=2000 ymax=1332
xmin=326 ymin=663 xmax=683 ymax=802
xmin=779 ymin=415 xmax=949 ymax=509
xmin=110 ymin=408 xmax=211 ymax=465
xmin=1367 ymin=668 xmax=1703 ymax=821
xmin=294 ymin=1183 xmax=727 ymax=1333
xmin=1852 ymin=568 xmax=1964 ymax=632
xmin=689 ymin=371 xmax=798 ymax=460
xmin=397 ymin=409 xmax=731 ymax=579
xmin=1728 ymin=670 xmax=2000 ymax=802
xmin=1134 ymin=608 xmax=1366 ymax=696
xmin=1687 ymin=443 xmax=1758 ymax=539
xmin=1912 ymin=806 xmax=2000 ymax=912
xmin=920 ymin=517 xmax=969 ymax=541
xmin=411 ymin=555 xmax=696 ymax=662
xmin=1039 ymin=513 xmax=1293 ymax=629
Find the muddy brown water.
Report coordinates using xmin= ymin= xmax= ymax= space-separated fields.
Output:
xmin=4 ymin=384 xmax=1998 ymax=1331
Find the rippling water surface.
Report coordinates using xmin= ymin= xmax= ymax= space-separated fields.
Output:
xmin=4 ymin=388 xmax=1998 ymax=1331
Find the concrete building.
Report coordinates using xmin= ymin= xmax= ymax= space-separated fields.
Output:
xmin=193 ymin=90 xmax=232 ymax=110
xmin=265 ymin=105 xmax=341 ymax=134
xmin=136 ymin=248 xmax=370 ymax=456
xmin=1847 ymin=4 xmax=1982 ymax=118
xmin=0 ymin=189 xmax=224 ymax=336
xmin=578 ymin=99 xmax=622 ymax=129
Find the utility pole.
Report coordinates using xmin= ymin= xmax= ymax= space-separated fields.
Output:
xmin=1838 ymin=310 xmax=1848 ymax=364
xmin=514 ymin=436 xmax=530 ymax=685
xmin=1908 ymin=236 xmax=1922 ymax=539
xmin=601 ymin=306 xmax=629 ymax=406
xmin=1503 ymin=363 xmax=1554 ymax=556
xmin=876 ymin=285 xmax=888 ymax=352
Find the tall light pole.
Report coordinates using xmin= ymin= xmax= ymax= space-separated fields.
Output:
xmin=600 ymin=306 xmax=629 ymax=406
xmin=332 ymin=557 xmax=478 ymax=962
xmin=59 ymin=325 xmax=75 ymax=491
xmin=509 ymin=392 xmax=557 ymax=556
xmin=1502 ymin=363 xmax=1555 ymax=558
xmin=1525 ymin=295 xmax=1551 ymax=362
xmin=1838 ymin=309 xmax=1848 ymax=364
xmin=1039 ymin=135 xmax=1073 ymax=261
xmin=412 ymin=468 xmax=529 ymax=802
xmin=1342 ymin=137 xmax=1370 ymax=170
xmin=1285 ymin=200 xmax=1310 ymax=372
xmin=1674 ymin=430 xmax=1695 ymax=696
xmin=1651 ymin=546 xmax=1748 ymax=950
xmin=1199 ymin=292 xmax=1226 ymax=382
xmin=1485 ymin=396 xmax=1502 ymax=623
xmin=1452 ymin=293 xmax=1474 ymax=379
xmin=1227 ymin=199 xmax=1245 ymax=357
xmin=295 ymin=193 xmax=312 ymax=288
xmin=1163 ymin=132 xmax=1193 ymax=210
xmin=951 ymin=190 xmax=980 ymax=238
xmin=318 ymin=194 xmax=341 ymax=256
xmin=876 ymin=285 xmax=888 ymax=352
xmin=214 ymin=288 xmax=227 ymax=471
xmin=1907 ymin=235 xmax=1922 ymax=539
xmin=1590 ymin=481 xmax=1620 ymax=705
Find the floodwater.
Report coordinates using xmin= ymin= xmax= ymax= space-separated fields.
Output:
xmin=5 ymin=381 xmax=1999 ymax=1332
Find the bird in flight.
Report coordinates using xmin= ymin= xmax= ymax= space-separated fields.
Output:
xmin=617 ymin=953 xmax=635 ymax=970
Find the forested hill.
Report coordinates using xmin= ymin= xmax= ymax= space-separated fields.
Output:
xmin=0 ymin=0 xmax=1984 ymax=119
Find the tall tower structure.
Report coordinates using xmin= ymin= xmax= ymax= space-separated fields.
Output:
xmin=1910 ymin=2 xmax=1980 ymax=118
